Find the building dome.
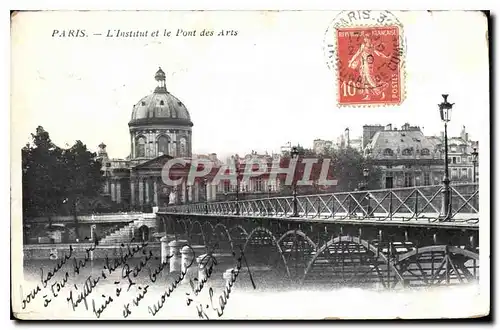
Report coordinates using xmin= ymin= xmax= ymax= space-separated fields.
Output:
xmin=129 ymin=67 xmax=193 ymax=127
xmin=128 ymin=67 xmax=193 ymax=160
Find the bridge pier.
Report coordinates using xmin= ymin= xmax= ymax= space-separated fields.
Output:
xmin=169 ymin=239 xmax=188 ymax=273
xmin=223 ymin=268 xmax=235 ymax=287
xmin=160 ymin=236 xmax=170 ymax=266
xmin=181 ymin=245 xmax=196 ymax=283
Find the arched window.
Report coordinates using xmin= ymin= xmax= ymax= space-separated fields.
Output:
xmin=402 ymin=148 xmax=413 ymax=156
xmin=136 ymin=136 xmax=146 ymax=158
xmin=158 ymin=135 xmax=170 ymax=156
xmin=420 ymin=148 xmax=430 ymax=156
xmin=383 ymin=148 xmax=394 ymax=156
xmin=179 ymin=137 xmax=187 ymax=157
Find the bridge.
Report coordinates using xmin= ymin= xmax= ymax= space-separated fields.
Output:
xmin=157 ymin=183 xmax=479 ymax=289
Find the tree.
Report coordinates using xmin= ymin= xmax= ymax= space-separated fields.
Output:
xmin=60 ymin=140 xmax=104 ymax=239
xmin=22 ymin=126 xmax=64 ymax=221
xmin=278 ymin=145 xmax=381 ymax=195
xmin=329 ymin=147 xmax=382 ymax=192
xmin=22 ymin=127 xmax=104 ymax=240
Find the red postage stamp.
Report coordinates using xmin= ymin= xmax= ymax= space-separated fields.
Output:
xmin=336 ymin=26 xmax=403 ymax=106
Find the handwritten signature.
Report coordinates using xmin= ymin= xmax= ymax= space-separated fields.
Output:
xmin=195 ymin=247 xmax=256 ymax=319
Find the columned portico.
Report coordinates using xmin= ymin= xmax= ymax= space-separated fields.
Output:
xmin=110 ymin=181 xmax=116 ymax=201
xmin=145 ymin=179 xmax=150 ymax=204
xmin=139 ymin=179 xmax=144 ymax=205
xmin=153 ymin=179 xmax=159 ymax=206
xmin=116 ymin=181 xmax=122 ymax=203
xmin=130 ymin=180 xmax=136 ymax=206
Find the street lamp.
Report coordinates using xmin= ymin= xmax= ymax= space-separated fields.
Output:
xmin=268 ymin=183 xmax=272 ymax=198
xmin=291 ymin=146 xmax=300 ymax=217
xmin=185 ymin=183 xmax=191 ymax=205
xmin=234 ymin=156 xmax=241 ymax=215
xmin=105 ymin=162 xmax=111 ymax=195
xmin=203 ymin=177 xmax=209 ymax=214
xmin=471 ymin=147 xmax=478 ymax=183
xmin=363 ymin=168 xmax=370 ymax=189
xmin=363 ymin=167 xmax=371 ymax=216
xmin=439 ymin=94 xmax=454 ymax=221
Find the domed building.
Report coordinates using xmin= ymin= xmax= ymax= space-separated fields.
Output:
xmin=129 ymin=67 xmax=193 ymax=160
xmin=97 ymin=67 xmax=206 ymax=211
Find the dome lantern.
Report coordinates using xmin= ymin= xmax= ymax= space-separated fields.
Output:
xmin=154 ymin=67 xmax=167 ymax=93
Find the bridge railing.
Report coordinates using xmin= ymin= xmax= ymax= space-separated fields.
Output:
xmin=164 ymin=183 xmax=479 ymax=223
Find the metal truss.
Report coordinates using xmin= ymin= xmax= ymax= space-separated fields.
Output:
xmin=157 ymin=214 xmax=480 ymax=289
xmin=165 ymin=183 xmax=479 ymax=223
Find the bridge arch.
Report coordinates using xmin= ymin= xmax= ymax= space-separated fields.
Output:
xmin=277 ymin=230 xmax=317 ymax=251
xmin=176 ymin=218 xmax=189 ymax=238
xmin=229 ymin=225 xmax=249 ymax=239
xmin=214 ymin=223 xmax=235 ymax=252
xmin=242 ymin=226 xmax=291 ymax=280
xmin=397 ymin=245 xmax=479 ymax=262
xmin=302 ymin=235 xmax=404 ymax=285
xmin=187 ymin=220 xmax=207 ymax=247
xmin=394 ymin=245 xmax=479 ymax=285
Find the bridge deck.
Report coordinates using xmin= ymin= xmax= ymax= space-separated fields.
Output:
xmin=159 ymin=212 xmax=479 ymax=230
xmin=163 ymin=183 xmax=480 ymax=230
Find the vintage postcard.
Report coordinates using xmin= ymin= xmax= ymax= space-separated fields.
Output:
xmin=11 ymin=10 xmax=490 ymax=320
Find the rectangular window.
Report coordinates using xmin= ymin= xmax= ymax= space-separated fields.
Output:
xmin=451 ymin=168 xmax=458 ymax=179
xmin=424 ymin=172 xmax=430 ymax=185
xmin=457 ymin=157 xmax=461 ymax=163
xmin=452 ymin=157 xmax=457 ymax=164
xmin=461 ymin=168 xmax=468 ymax=179
xmin=404 ymin=173 xmax=413 ymax=187
xmin=254 ymin=177 xmax=263 ymax=192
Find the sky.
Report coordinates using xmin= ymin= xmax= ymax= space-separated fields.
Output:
xmin=11 ymin=11 xmax=489 ymax=161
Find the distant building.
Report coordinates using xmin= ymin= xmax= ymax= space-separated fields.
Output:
xmin=313 ymin=139 xmax=333 ymax=154
xmin=363 ymin=123 xmax=479 ymax=188
xmin=216 ymin=151 xmax=282 ymax=200
xmin=313 ymin=128 xmax=362 ymax=154
xmin=427 ymin=125 xmax=479 ymax=183
xmin=364 ymin=123 xmax=443 ymax=188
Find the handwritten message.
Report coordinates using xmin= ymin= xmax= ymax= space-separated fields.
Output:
xmin=20 ymin=238 xmax=256 ymax=319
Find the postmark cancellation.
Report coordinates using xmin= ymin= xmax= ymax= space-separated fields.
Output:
xmin=324 ymin=11 xmax=406 ymax=107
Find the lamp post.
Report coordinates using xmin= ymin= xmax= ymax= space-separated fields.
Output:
xmin=105 ymin=162 xmax=111 ymax=195
xmin=439 ymin=94 xmax=454 ymax=221
xmin=268 ymin=183 xmax=272 ymax=199
xmin=185 ymin=183 xmax=191 ymax=205
xmin=363 ymin=167 xmax=371 ymax=216
xmin=363 ymin=168 xmax=370 ymax=189
xmin=471 ymin=147 xmax=478 ymax=183
xmin=291 ymin=146 xmax=300 ymax=217
xmin=235 ymin=156 xmax=240 ymax=215
xmin=203 ymin=178 xmax=208 ymax=214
